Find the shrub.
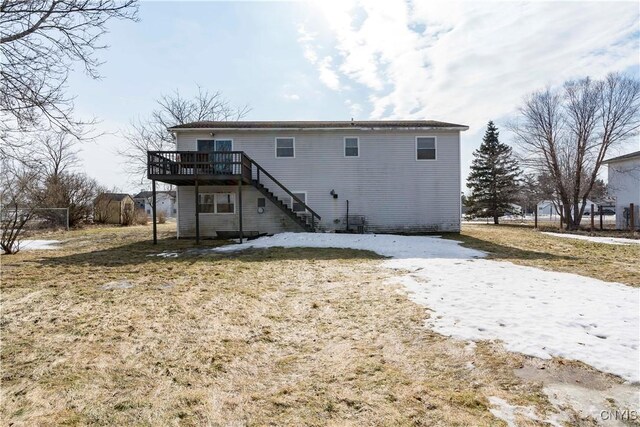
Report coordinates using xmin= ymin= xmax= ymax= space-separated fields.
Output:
xmin=121 ymin=205 xmax=135 ymax=226
xmin=157 ymin=211 xmax=166 ymax=224
xmin=134 ymin=209 xmax=148 ymax=225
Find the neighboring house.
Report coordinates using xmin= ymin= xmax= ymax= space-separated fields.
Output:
xmin=537 ymin=199 xmax=598 ymax=218
xmin=133 ymin=190 xmax=176 ymax=218
xmin=537 ymin=200 xmax=561 ymax=218
xmin=604 ymin=150 xmax=640 ymax=229
xmin=146 ymin=120 xmax=468 ymax=241
xmin=94 ymin=193 xmax=135 ymax=224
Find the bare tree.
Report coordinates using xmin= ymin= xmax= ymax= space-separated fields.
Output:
xmin=511 ymin=73 xmax=640 ymax=230
xmin=0 ymin=163 xmax=39 ymax=254
xmin=34 ymin=130 xmax=80 ymax=177
xmin=119 ymin=86 xmax=250 ymax=184
xmin=0 ymin=0 xmax=138 ymax=153
xmin=34 ymin=172 xmax=104 ymax=227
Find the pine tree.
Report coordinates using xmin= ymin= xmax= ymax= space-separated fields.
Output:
xmin=467 ymin=121 xmax=521 ymax=224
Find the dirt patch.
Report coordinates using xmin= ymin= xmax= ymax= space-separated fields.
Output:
xmin=515 ymin=357 xmax=640 ymax=426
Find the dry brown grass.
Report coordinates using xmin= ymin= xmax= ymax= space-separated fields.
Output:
xmin=452 ymin=224 xmax=640 ymax=287
xmin=1 ymin=224 xmax=572 ymax=425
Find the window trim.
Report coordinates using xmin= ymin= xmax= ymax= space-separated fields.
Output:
xmin=195 ymin=138 xmax=234 ymax=152
xmin=275 ymin=137 xmax=296 ymax=158
xmin=289 ymin=191 xmax=307 ymax=213
xmin=198 ymin=192 xmax=236 ymax=215
xmin=343 ymin=136 xmax=360 ymax=158
xmin=415 ymin=136 xmax=437 ymax=161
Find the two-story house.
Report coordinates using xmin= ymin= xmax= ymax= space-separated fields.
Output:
xmin=146 ymin=120 xmax=468 ymax=243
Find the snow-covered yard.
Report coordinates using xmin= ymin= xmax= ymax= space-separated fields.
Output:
xmin=215 ymin=233 xmax=640 ymax=383
xmin=542 ymin=232 xmax=640 ymax=245
xmin=17 ymin=240 xmax=61 ymax=250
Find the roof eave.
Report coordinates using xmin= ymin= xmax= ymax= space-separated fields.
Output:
xmin=168 ymin=126 xmax=470 ymax=132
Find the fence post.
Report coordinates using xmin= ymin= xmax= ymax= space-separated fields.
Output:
xmin=631 ymin=203 xmax=636 ymax=232
xmin=590 ymin=204 xmax=594 ymax=232
xmin=534 ymin=208 xmax=538 ymax=229
xmin=599 ymin=208 xmax=603 ymax=231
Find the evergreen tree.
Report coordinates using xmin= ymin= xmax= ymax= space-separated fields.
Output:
xmin=467 ymin=121 xmax=521 ymax=224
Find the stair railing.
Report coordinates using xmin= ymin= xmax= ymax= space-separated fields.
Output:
xmin=243 ymin=153 xmax=321 ymax=227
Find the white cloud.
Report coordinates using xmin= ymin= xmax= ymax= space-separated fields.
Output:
xmin=302 ymin=0 xmax=640 ymax=130
xmin=297 ymin=22 xmax=342 ymax=90
xmin=345 ymin=99 xmax=363 ymax=118
xmin=282 ymin=93 xmax=301 ymax=101
xmin=317 ymin=56 xmax=341 ymax=90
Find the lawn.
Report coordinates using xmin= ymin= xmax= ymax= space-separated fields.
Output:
xmin=453 ymin=224 xmax=640 ymax=287
xmin=1 ymin=224 xmax=635 ymax=425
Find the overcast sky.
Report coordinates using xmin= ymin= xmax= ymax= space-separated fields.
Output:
xmin=69 ymin=0 xmax=640 ymax=193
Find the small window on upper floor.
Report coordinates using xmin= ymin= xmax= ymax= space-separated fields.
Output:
xmin=416 ymin=137 xmax=437 ymax=160
xmin=276 ymin=137 xmax=295 ymax=158
xmin=344 ymin=137 xmax=359 ymax=157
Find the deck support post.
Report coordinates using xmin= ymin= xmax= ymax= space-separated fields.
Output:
xmin=238 ymin=179 xmax=243 ymax=243
xmin=195 ymin=180 xmax=200 ymax=245
xmin=152 ymin=180 xmax=157 ymax=245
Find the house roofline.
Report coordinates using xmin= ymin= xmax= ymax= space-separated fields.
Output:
xmin=603 ymin=150 xmax=640 ymax=164
xmin=169 ymin=126 xmax=470 ymax=132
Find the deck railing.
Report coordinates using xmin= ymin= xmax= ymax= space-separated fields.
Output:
xmin=147 ymin=150 xmax=321 ymax=226
xmin=147 ymin=151 xmax=251 ymax=181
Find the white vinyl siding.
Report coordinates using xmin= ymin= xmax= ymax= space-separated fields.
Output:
xmin=344 ymin=137 xmax=359 ymax=157
xmin=275 ymin=137 xmax=295 ymax=158
xmin=176 ymin=129 xmax=461 ymax=234
xmin=416 ymin=136 xmax=437 ymax=160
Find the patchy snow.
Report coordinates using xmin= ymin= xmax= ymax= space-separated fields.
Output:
xmin=488 ymin=396 xmax=565 ymax=427
xmin=213 ymin=232 xmax=485 ymax=259
xmin=393 ymin=259 xmax=640 ymax=383
xmin=147 ymin=251 xmax=179 ymax=258
xmin=213 ymin=232 xmax=640 ymax=383
xmin=18 ymin=240 xmax=61 ymax=250
xmin=543 ymin=232 xmax=640 ymax=246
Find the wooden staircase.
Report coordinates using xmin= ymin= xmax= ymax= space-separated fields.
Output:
xmin=147 ymin=150 xmax=321 ymax=233
xmin=245 ymin=154 xmax=320 ymax=232
xmin=251 ymin=180 xmax=316 ymax=232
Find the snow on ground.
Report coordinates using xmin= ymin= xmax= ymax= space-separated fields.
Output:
xmin=488 ymin=396 xmax=565 ymax=427
xmin=213 ymin=233 xmax=640 ymax=382
xmin=543 ymin=232 xmax=640 ymax=246
xmin=18 ymin=240 xmax=61 ymax=250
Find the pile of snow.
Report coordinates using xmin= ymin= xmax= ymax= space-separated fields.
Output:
xmin=543 ymin=232 xmax=640 ymax=246
xmin=213 ymin=233 xmax=640 ymax=382
xmin=18 ymin=240 xmax=61 ymax=250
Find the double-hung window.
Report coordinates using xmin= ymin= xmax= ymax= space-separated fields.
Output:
xmin=416 ymin=137 xmax=437 ymax=160
xmin=276 ymin=137 xmax=295 ymax=158
xmin=199 ymin=193 xmax=235 ymax=214
xmin=344 ymin=137 xmax=359 ymax=157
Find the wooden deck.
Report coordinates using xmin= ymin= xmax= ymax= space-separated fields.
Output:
xmin=147 ymin=151 xmax=252 ymax=185
xmin=147 ymin=150 xmax=321 ymax=245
